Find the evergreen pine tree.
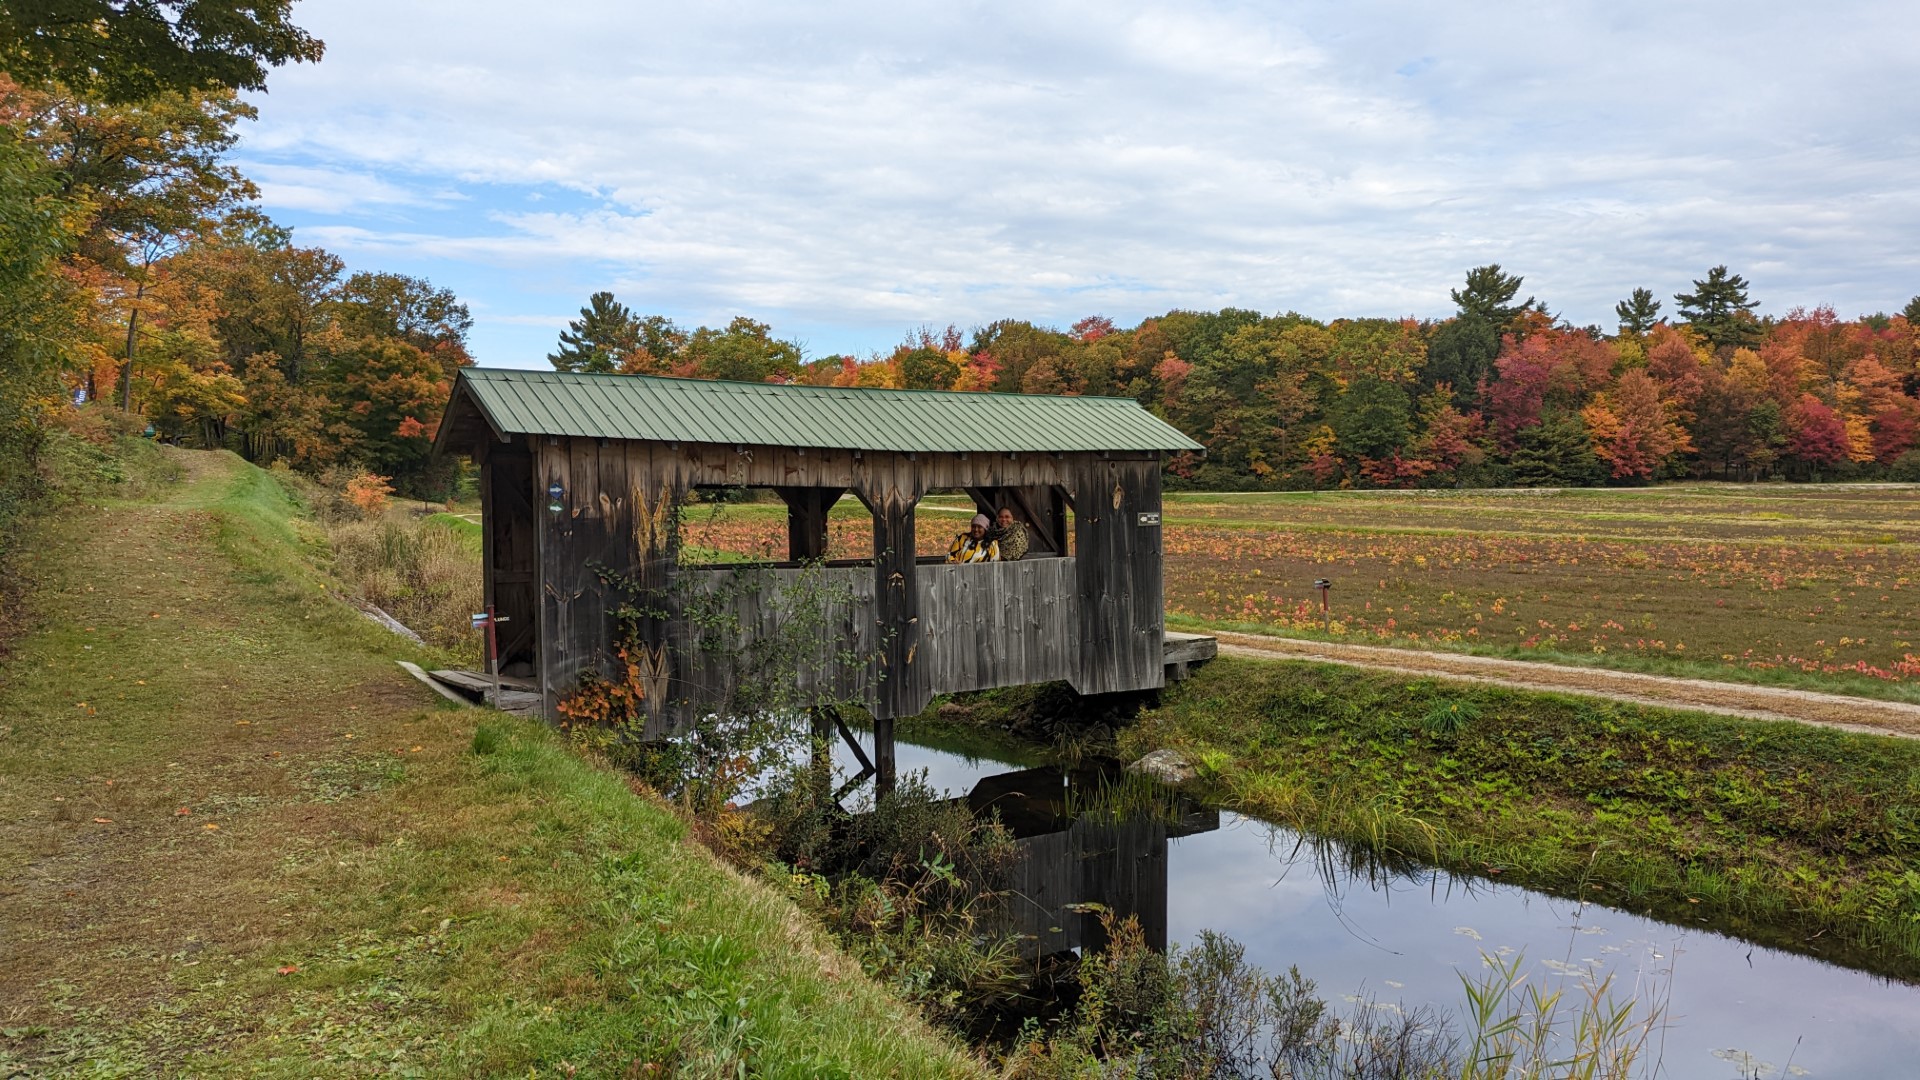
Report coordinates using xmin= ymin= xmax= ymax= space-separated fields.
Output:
xmin=1422 ymin=265 xmax=1536 ymax=406
xmin=1450 ymin=264 xmax=1536 ymax=325
xmin=548 ymin=291 xmax=642 ymax=373
xmin=1507 ymin=413 xmax=1605 ymax=487
xmin=1901 ymin=295 xmax=1920 ymax=324
xmin=1614 ymin=287 xmax=1662 ymax=336
xmin=1674 ymin=266 xmax=1761 ymax=350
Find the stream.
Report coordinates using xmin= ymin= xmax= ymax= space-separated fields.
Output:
xmin=826 ymin=726 xmax=1920 ymax=1079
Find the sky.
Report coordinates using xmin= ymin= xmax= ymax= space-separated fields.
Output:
xmin=237 ymin=0 xmax=1920 ymax=368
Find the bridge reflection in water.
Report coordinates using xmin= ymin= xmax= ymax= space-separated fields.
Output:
xmin=960 ymin=765 xmax=1219 ymax=958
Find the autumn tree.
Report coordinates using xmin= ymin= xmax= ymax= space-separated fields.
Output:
xmin=898 ymin=346 xmax=960 ymax=390
xmin=683 ymin=316 xmax=801 ymax=382
xmin=0 ymin=0 xmax=323 ymax=104
xmin=968 ymin=319 xmax=1075 ymax=393
xmin=3 ymin=77 xmax=259 ymax=406
xmin=0 ymin=135 xmax=84 ymax=495
xmin=1583 ymin=369 xmax=1690 ymax=482
xmin=1615 ymin=287 xmax=1662 ymax=336
xmin=335 ymin=272 xmax=473 ymax=377
xmin=1070 ymin=315 xmax=1115 ymax=342
xmin=1785 ymin=394 xmax=1853 ymax=475
xmin=1675 ymin=265 xmax=1761 ymax=350
xmin=616 ymin=314 xmax=686 ymax=374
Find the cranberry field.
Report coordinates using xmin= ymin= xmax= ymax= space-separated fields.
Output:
xmin=677 ymin=485 xmax=1920 ymax=696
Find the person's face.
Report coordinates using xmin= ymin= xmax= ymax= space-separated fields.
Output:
xmin=997 ymin=508 xmax=1014 ymax=528
xmin=970 ymin=522 xmax=986 ymax=540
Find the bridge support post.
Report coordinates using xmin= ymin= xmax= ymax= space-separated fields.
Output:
xmin=873 ymin=717 xmax=896 ymax=798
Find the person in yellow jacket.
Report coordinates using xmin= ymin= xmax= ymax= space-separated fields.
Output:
xmin=946 ymin=513 xmax=999 ymax=563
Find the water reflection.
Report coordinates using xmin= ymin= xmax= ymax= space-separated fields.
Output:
xmin=964 ymin=765 xmax=1218 ymax=957
xmin=837 ymin=732 xmax=1920 ymax=1080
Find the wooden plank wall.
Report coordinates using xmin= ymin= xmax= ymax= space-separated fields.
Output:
xmin=677 ymin=559 xmax=1079 ymax=716
xmin=675 ymin=565 xmax=878 ymax=718
xmin=536 ymin=438 xmax=683 ymax=734
xmin=916 ymin=559 xmax=1077 ymax=694
xmin=1072 ymin=455 xmax=1166 ymax=695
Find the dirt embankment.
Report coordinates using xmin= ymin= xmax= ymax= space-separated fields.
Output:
xmin=1211 ymin=632 xmax=1920 ymax=740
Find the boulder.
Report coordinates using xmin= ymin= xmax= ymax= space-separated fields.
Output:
xmin=1127 ymin=748 xmax=1197 ymax=785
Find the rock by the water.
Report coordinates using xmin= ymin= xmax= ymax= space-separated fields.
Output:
xmin=937 ymin=702 xmax=972 ymax=721
xmin=1128 ymin=749 xmax=1196 ymax=785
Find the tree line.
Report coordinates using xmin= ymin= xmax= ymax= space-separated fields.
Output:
xmin=4 ymin=4 xmax=1917 ymax=507
xmin=1 ymin=2 xmax=468 ymax=504
xmin=554 ymin=269 xmax=1920 ymax=488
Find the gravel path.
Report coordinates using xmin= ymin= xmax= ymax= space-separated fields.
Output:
xmin=1211 ymin=631 xmax=1920 ymax=740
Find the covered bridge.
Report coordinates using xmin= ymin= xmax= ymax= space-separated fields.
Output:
xmin=434 ymin=368 xmax=1208 ymax=762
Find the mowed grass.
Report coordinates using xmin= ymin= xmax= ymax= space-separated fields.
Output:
xmin=1107 ymin=656 xmax=1920 ymax=980
xmin=1158 ymin=486 xmax=1920 ymax=701
xmin=0 ymin=450 xmax=981 ymax=1078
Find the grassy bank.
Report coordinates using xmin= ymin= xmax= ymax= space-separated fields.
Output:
xmin=930 ymin=657 xmax=1920 ymax=980
xmin=1115 ymin=657 xmax=1920 ymax=979
xmin=0 ymin=448 xmax=980 ymax=1077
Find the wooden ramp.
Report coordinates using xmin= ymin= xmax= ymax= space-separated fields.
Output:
xmin=1163 ymin=631 xmax=1217 ymax=681
xmin=396 ymin=662 xmax=543 ymax=716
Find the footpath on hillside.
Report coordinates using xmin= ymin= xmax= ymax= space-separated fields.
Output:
xmin=0 ymin=449 xmax=978 ymax=1077
xmin=1212 ymin=631 xmax=1920 ymax=740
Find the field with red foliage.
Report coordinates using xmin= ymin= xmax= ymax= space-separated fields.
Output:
xmin=678 ymin=485 xmax=1920 ymax=693
xmin=1162 ymin=485 xmax=1920 ymax=689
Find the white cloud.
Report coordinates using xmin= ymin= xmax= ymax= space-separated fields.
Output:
xmin=242 ymin=162 xmax=451 ymax=214
xmin=241 ymin=0 xmax=1920 ymax=352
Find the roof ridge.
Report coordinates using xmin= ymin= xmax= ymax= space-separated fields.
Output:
xmin=446 ymin=366 xmax=1203 ymax=454
xmin=459 ymin=366 xmax=1143 ymax=405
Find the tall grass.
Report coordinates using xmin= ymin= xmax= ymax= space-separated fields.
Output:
xmin=326 ymin=514 xmax=483 ymax=664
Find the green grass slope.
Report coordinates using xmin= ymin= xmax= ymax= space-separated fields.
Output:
xmin=0 ymin=449 xmax=981 ymax=1078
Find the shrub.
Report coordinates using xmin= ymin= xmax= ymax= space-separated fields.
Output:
xmin=344 ymin=471 xmax=394 ymax=518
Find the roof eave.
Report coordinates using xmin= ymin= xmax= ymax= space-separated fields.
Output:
xmin=431 ymin=372 xmax=508 ymax=457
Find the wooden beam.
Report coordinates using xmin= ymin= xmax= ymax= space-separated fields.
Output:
xmin=854 ymin=460 xmax=928 ymax=721
xmin=775 ymin=485 xmax=845 ymax=561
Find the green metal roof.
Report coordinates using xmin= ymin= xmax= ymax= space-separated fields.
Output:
xmin=444 ymin=368 xmax=1203 ymax=454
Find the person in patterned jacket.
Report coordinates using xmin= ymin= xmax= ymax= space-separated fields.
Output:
xmin=946 ymin=513 xmax=1000 ymax=563
xmin=987 ymin=506 xmax=1029 ymax=560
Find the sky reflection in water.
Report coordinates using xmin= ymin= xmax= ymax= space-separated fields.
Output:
xmin=847 ymin=734 xmax=1920 ymax=1079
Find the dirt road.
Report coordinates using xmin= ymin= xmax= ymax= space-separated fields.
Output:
xmin=1211 ymin=631 xmax=1920 ymax=740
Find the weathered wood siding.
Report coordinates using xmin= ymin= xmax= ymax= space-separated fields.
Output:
xmin=676 ymin=565 xmax=877 ymax=718
xmin=916 ymin=558 xmax=1078 ymax=693
xmin=854 ymin=460 xmax=927 ymax=721
xmin=536 ymin=438 xmax=683 ymax=733
xmin=676 ymin=559 xmax=1080 ymax=718
xmin=1072 ymin=455 xmax=1166 ymax=695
